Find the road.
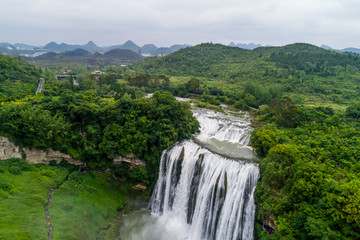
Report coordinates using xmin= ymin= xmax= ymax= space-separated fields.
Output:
xmin=36 ymin=78 xmax=44 ymax=94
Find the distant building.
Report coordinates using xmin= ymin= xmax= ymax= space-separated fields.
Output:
xmin=55 ymin=75 xmax=77 ymax=81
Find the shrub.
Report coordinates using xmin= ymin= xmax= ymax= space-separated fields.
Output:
xmin=9 ymin=166 xmax=21 ymax=175
xmin=234 ymin=99 xmax=249 ymax=111
xmin=8 ymin=158 xmax=33 ymax=171
xmin=345 ymin=103 xmax=360 ymax=121
xmin=113 ymin=164 xmax=129 ymax=178
xmin=129 ymin=166 xmax=150 ymax=185
xmin=49 ymin=160 xmax=57 ymax=166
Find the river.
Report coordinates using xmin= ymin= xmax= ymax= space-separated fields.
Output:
xmin=120 ymin=108 xmax=259 ymax=240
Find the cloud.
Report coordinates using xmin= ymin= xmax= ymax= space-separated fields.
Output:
xmin=1 ymin=0 xmax=360 ymax=48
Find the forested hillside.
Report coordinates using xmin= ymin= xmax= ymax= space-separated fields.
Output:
xmin=0 ymin=54 xmax=41 ymax=100
xmin=0 ymin=54 xmax=199 ymax=182
xmin=136 ymin=43 xmax=360 ymax=108
xmin=28 ymin=48 xmax=144 ymax=69
xmin=251 ymin=97 xmax=360 ymax=239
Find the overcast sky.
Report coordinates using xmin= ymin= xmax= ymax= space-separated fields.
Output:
xmin=1 ymin=0 xmax=359 ymax=48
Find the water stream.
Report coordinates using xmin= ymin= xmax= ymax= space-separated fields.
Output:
xmin=120 ymin=109 xmax=259 ymax=240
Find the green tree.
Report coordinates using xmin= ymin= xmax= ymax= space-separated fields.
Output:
xmin=345 ymin=103 xmax=360 ymax=121
xmin=187 ymin=77 xmax=201 ymax=94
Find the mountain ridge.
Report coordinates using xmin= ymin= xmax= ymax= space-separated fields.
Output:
xmin=2 ymin=40 xmax=360 ymax=56
xmin=1 ymin=41 xmax=190 ymax=56
xmin=28 ymin=47 xmax=144 ymax=66
xmin=320 ymin=44 xmax=360 ymax=54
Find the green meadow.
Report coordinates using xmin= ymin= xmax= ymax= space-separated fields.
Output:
xmin=0 ymin=159 xmax=68 ymax=239
xmin=49 ymin=171 xmax=126 ymax=240
xmin=0 ymin=159 xmax=143 ymax=240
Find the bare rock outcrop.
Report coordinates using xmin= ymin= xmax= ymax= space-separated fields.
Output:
xmin=0 ymin=136 xmax=22 ymax=160
xmin=23 ymin=148 xmax=82 ymax=165
xmin=113 ymin=153 xmax=146 ymax=167
xmin=132 ymin=183 xmax=147 ymax=191
xmin=0 ymin=136 xmax=82 ymax=165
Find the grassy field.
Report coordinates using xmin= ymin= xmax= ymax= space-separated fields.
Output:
xmin=0 ymin=159 xmax=148 ymax=240
xmin=49 ymin=171 xmax=128 ymax=240
xmin=0 ymin=159 xmax=68 ymax=239
xmin=287 ymin=93 xmax=349 ymax=112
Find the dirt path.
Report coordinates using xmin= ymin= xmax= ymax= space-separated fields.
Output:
xmin=44 ymin=176 xmax=68 ymax=240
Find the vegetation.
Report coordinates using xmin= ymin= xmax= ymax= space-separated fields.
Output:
xmin=252 ymin=98 xmax=360 ymax=239
xmin=135 ymin=43 xmax=360 ymax=109
xmin=0 ymin=90 xmax=198 ymax=176
xmin=0 ymin=159 xmax=135 ymax=240
xmin=0 ymin=159 xmax=68 ymax=239
xmin=0 ymin=54 xmax=42 ymax=100
xmin=27 ymin=48 xmax=143 ymax=69
xmin=130 ymin=44 xmax=360 ymax=239
xmin=0 ymin=53 xmax=198 ymax=186
xmin=49 ymin=171 xmax=135 ymax=240
xmin=2 ymin=42 xmax=360 ymax=240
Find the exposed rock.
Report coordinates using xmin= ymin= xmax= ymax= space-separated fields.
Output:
xmin=0 ymin=136 xmax=22 ymax=160
xmin=178 ymin=147 xmax=185 ymax=161
xmin=113 ymin=153 xmax=146 ymax=167
xmin=132 ymin=183 xmax=147 ymax=191
xmin=242 ymin=145 xmax=254 ymax=151
xmin=23 ymin=148 xmax=82 ymax=165
xmin=0 ymin=136 xmax=82 ymax=165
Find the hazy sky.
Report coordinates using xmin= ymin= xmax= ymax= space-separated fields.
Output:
xmin=1 ymin=0 xmax=360 ymax=48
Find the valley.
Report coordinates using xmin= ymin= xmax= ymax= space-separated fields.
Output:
xmin=0 ymin=42 xmax=360 ymax=240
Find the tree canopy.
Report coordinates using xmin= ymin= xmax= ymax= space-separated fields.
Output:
xmin=252 ymin=99 xmax=360 ymax=239
xmin=0 ymin=90 xmax=199 ymax=173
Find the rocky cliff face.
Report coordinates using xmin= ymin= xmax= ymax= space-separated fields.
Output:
xmin=113 ymin=153 xmax=146 ymax=167
xmin=0 ymin=136 xmax=82 ymax=165
xmin=22 ymin=148 xmax=82 ymax=165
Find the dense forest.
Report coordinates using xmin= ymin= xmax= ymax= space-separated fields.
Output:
xmin=0 ymin=90 xmax=198 ymax=177
xmin=0 ymin=54 xmax=42 ymax=99
xmin=251 ymin=97 xmax=360 ymax=239
xmin=1 ymin=42 xmax=360 ymax=239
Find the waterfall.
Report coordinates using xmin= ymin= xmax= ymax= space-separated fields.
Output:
xmin=149 ymin=110 xmax=259 ymax=240
xmin=193 ymin=110 xmax=252 ymax=145
xmin=120 ymin=109 xmax=259 ymax=240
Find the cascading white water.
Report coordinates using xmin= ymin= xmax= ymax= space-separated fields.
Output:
xmin=194 ymin=110 xmax=252 ymax=145
xmin=120 ymin=109 xmax=259 ymax=240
